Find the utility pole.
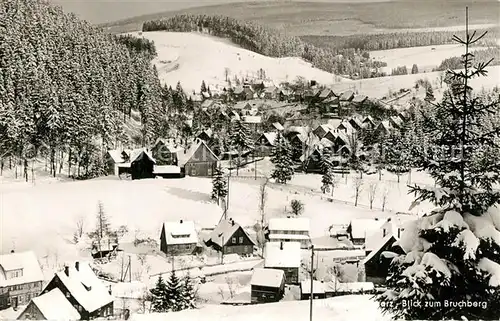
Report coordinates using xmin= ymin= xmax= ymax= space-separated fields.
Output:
xmin=309 ymin=245 xmax=314 ymax=321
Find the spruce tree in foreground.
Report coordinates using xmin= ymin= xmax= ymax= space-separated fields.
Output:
xmin=150 ymin=274 xmax=168 ymax=312
xmin=180 ymin=273 xmax=197 ymax=310
xmin=375 ymin=11 xmax=500 ymax=320
xmin=211 ymin=165 xmax=228 ymax=204
xmin=165 ymin=270 xmax=183 ymax=312
xmin=270 ymin=132 xmax=294 ymax=184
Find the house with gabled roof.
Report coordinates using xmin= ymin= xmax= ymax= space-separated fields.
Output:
xmin=323 ymin=130 xmax=338 ymax=144
xmin=348 ymin=117 xmax=364 ymax=132
xmin=130 ymin=149 xmax=156 ymax=180
xmin=177 ymin=139 xmax=219 ymax=177
xmin=313 ymin=124 xmax=333 ymax=139
xmin=250 ymin=268 xmax=285 ymax=303
xmin=373 ymin=120 xmax=393 ymax=137
xmin=105 ymin=149 xmax=131 ymax=176
xmin=318 ymin=88 xmax=334 ymax=100
xmin=196 ymin=128 xmax=213 ymax=142
xmin=362 ymin=116 xmax=377 ymax=130
xmin=300 ymin=280 xmax=326 ymax=300
xmin=267 ymin=217 xmax=311 ymax=248
xmin=346 ymin=218 xmax=384 ymax=246
xmin=40 ymin=261 xmax=114 ymax=320
xmin=151 ymin=138 xmax=180 ymax=166
xmin=201 ymin=99 xmax=215 ymax=110
xmin=0 ymin=251 xmax=44 ymax=310
xmin=17 ymin=288 xmax=81 ymax=321
xmin=389 ymin=115 xmax=404 ymax=129
xmin=337 ymin=121 xmax=356 ymax=134
xmin=365 ymin=214 xmax=417 ymax=255
xmin=272 ymin=122 xmax=284 ymax=132
xmin=264 ymin=242 xmax=301 ymax=284
xmin=160 ymin=220 xmax=199 ymax=256
xmin=255 ymin=132 xmax=277 ymax=156
xmin=262 ymin=86 xmax=278 ymax=100
xmin=352 ymin=95 xmax=367 ymax=104
xmin=205 ymin=218 xmax=256 ymax=256
xmin=340 ymin=90 xmax=355 ymax=102
xmin=362 ymin=234 xmax=405 ymax=285
xmin=278 ymin=88 xmax=292 ymax=101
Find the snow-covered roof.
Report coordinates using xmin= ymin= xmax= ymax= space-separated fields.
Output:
xmin=176 ymin=140 xmax=218 ymax=167
xmin=318 ymin=89 xmax=333 ymax=98
xmin=300 ymin=280 xmax=325 ymax=294
xmin=365 ymin=214 xmax=418 ymax=251
xmin=361 ymin=234 xmax=398 ymax=265
xmin=250 ymin=268 xmax=284 ymax=288
xmin=376 ymin=120 xmax=391 ymax=132
xmin=207 ymin=219 xmax=256 ymax=248
xmin=352 ymin=95 xmax=367 ymax=103
xmin=272 ymin=122 xmax=284 ymax=131
xmin=54 ymin=262 xmax=114 ymax=313
xmin=264 ymin=242 xmax=301 ymax=268
xmin=340 ymin=90 xmax=354 ymax=101
xmin=348 ymin=218 xmax=384 ymax=239
xmin=26 ymin=288 xmax=81 ymax=320
xmin=259 ymin=132 xmax=277 ymax=146
xmin=319 ymin=137 xmax=334 ymax=148
xmin=390 ymin=116 xmax=403 ymax=127
xmin=107 ymin=150 xmax=126 ymax=163
xmin=243 ymin=116 xmax=262 ymax=123
xmin=349 ymin=117 xmax=364 ymax=129
xmin=201 ymin=99 xmax=215 ymax=109
xmin=337 ymin=121 xmax=356 ymax=134
xmin=324 ymin=281 xmax=374 ymax=293
xmin=268 ymin=217 xmax=310 ymax=233
xmin=0 ymin=251 xmax=44 ymax=287
xmin=129 ymin=149 xmax=156 ymax=164
xmin=163 ymin=220 xmax=198 ymax=245
xmin=153 ymin=165 xmax=181 ymax=174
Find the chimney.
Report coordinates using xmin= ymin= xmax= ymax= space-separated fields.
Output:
xmin=10 ymin=250 xmax=14 ymax=253
xmin=180 ymin=219 xmax=183 ymax=224
xmin=108 ymin=285 xmax=112 ymax=295
xmin=231 ymin=220 xmax=235 ymax=226
xmin=280 ymin=241 xmax=283 ymax=250
xmin=75 ymin=262 xmax=80 ymax=272
xmin=375 ymin=218 xmax=379 ymax=221
xmin=64 ymin=266 xmax=69 ymax=277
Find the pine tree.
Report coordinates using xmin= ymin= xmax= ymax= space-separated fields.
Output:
xmin=211 ymin=165 xmax=228 ymax=204
xmin=165 ymin=270 xmax=183 ymax=312
xmin=200 ymin=80 xmax=207 ymax=93
xmin=229 ymin=119 xmax=252 ymax=175
xmin=320 ymin=149 xmax=333 ymax=193
xmin=270 ymin=132 xmax=294 ymax=184
xmin=411 ymin=64 xmax=419 ymax=74
xmin=180 ymin=273 xmax=197 ymax=310
xmin=375 ymin=12 xmax=500 ymax=320
xmin=150 ymin=274 xmax=168 ymax=312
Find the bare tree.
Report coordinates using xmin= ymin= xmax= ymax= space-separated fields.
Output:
xmin=73 ymin=216 xmax=85 ymax=244
xmin=353 ymin=178 xmax=363 ymax=207
xmin=368 ymin=182 xmax=378 ymax=209
xmin=381 ymin=187 xmax=389 ymax=212
xmin=256 ymin=179 xmax=268 ymax=249
xmin=224 ymin=67 xmax=231 ymax=82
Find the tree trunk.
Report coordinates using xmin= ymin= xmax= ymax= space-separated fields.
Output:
xmin=24 ymin=158 xmax=28 ymax=182
xmin=378 ymin=169 xmax=382 ymax=181
xmin=1 ymin=159 xmax=3 ymax=175
xmin=31 ymin=160 xmax=35 ymax=184
xmin=59 ymin=150 xmax=64 ymax=174
xmin=68 ymin=149 xmax=72 ymax=177
xmin=397 ymin=172 xmax=400 ymax=183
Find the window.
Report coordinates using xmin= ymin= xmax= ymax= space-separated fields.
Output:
xmin=66 ymin=292 xmax=71 ymax=298
xmin=232 ymin=237 xmax=236 ymax=244
xmin=239 ymin=237 xmax=243 ymax=244
xmin=382 ymin=229 xmax=386 ymax=237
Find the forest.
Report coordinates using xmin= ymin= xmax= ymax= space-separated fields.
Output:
xmin=0 ymin=0 xmax=172 ymax=179
xmin=300 ymin=28 xmax=499 ymax=51
xmin=434 ymin=47 xmax=500 ymax=71
xmin=142 ymin=14 xmax=387 ymax=79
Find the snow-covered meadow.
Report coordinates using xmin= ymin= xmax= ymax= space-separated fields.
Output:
xmin=128 ymin=31 xmax=350 ymax=93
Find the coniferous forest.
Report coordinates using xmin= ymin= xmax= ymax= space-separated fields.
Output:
xmin=142 ymin=14 xmax=388 ymax=79
xmin=0 ymin=0 xmax=170 ymax=178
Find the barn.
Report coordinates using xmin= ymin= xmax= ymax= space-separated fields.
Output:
xmin=250 ymin=268 xmax=285 ymax=304
xmin=130 ymin=150 xmax=156 ymax=180
xmin=177 ymin=140 xmax=219 ymax=177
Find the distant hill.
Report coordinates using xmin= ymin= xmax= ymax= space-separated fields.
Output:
xmin=102 ymin=0 xmax=499 ymax=36
xmin=130 ymin=31 xmax=351 ymax=93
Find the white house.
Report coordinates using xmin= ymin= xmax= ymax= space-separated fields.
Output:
xmin=264 ymin=241 xmax=301 ymax=284
xmin=268 ymin=217 xmax=311 ymax=248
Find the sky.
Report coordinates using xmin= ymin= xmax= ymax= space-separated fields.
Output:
xmin=49 ymin=0 xmax=392 ymax=25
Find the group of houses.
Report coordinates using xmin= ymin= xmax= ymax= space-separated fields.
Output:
xmin=1 ymin=251 xmax=114 ymax=320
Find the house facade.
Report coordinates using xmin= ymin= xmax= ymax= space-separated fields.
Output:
xmin=346 ymin=218 xmax=383 ymax=246
xmin=177 ymin=140 xmax=219 ymax=177
xmin=205 ymin=219 xmax=255 ymax=256
xmin=17 ymin=288 xmax=81 ymax=320
xmin=160 ymin=220 xmax=199 ymax=256
xmin=41 ymin=262 xmax=114 ymax=320
xmin=130 ymin=150 xmax=156 ymax=180
xmin=268 ymin=218 xmax=311 ymax=249
xmin=264 ymin=242 xmax=301 ymax=284
xmin=0 ymin=251 xmax=44 ymax=310
xmin=362 ymin=235 xmax=405 ymax=285
xmin=255 ymin=132 xmax=277 ymax=157
xmin=250 ymin=268 xmax=285 ymax=304
xmin=300 ymin=280 xmax=326 ymax=300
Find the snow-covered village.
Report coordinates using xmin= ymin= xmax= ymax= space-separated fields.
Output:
xmin=0 ymin=0 xmax=499 ymax=320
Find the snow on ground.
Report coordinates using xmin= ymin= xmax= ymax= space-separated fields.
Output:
xmin=370 ymin=44 xmax=489 ymax=74
xmin=129 ymin=295 xmax=390 ymax=321
xmin=331 ymin=65 xmax=500 ymax=99
xmin=128 ymin=31 xmax=350 ymax=93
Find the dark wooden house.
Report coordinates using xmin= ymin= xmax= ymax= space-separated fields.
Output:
xmin=346 ymin=218 xmax=383 ymax=246
xmin=17 ymin=288 xmax=81 ymax=320
xmin=264 ymin=242 xmax=301 ymax=284
xmin=196 ymin=128 xmax=213 ymax=142
xmin=177 ymin=140 xmax=219 ymax=177
xmin=130 ymin=150 xmax=156 ymax=180
xmin=40 ymin=262 xmax=114 ymax=320
xmin=0 ymin=251 xmax=44 ymax=310
xmin=91 ymin=238 xmax=118 ymax=260
xmin=313 ymin=124 xmax=333 ymax=139
xmin=205 ymin=218 xmax=256 ymax=256
xmin=348 ymin=117 xmax=364 ymax=132
xmin=250 ymin=268 xmax=285 ymax=304
xmin=255 ymin=132 xmax=277 ymax=157
xmin=362 ymin=235 xmax=405 ymax=285
xmin=160 ymin=220 xmax=199 ymax=256
xmin=302 ymin=148 xmax=323 ymax=173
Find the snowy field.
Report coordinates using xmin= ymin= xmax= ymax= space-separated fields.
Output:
xmin=331 ymin=65 xmax=500 ymax=99
xmin=370 ymin=44 xmax=489 ymax=74
xmin=127 ymin=31 xmax=350 ymax=93
xmin=129 ymin=295 xmax=390 ymax=321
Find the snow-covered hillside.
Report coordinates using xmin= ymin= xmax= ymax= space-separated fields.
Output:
xmin=129 ymin=295 xmax=390 ymax=321
xmin=128 ymin=31 xmax=350 ymax=93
